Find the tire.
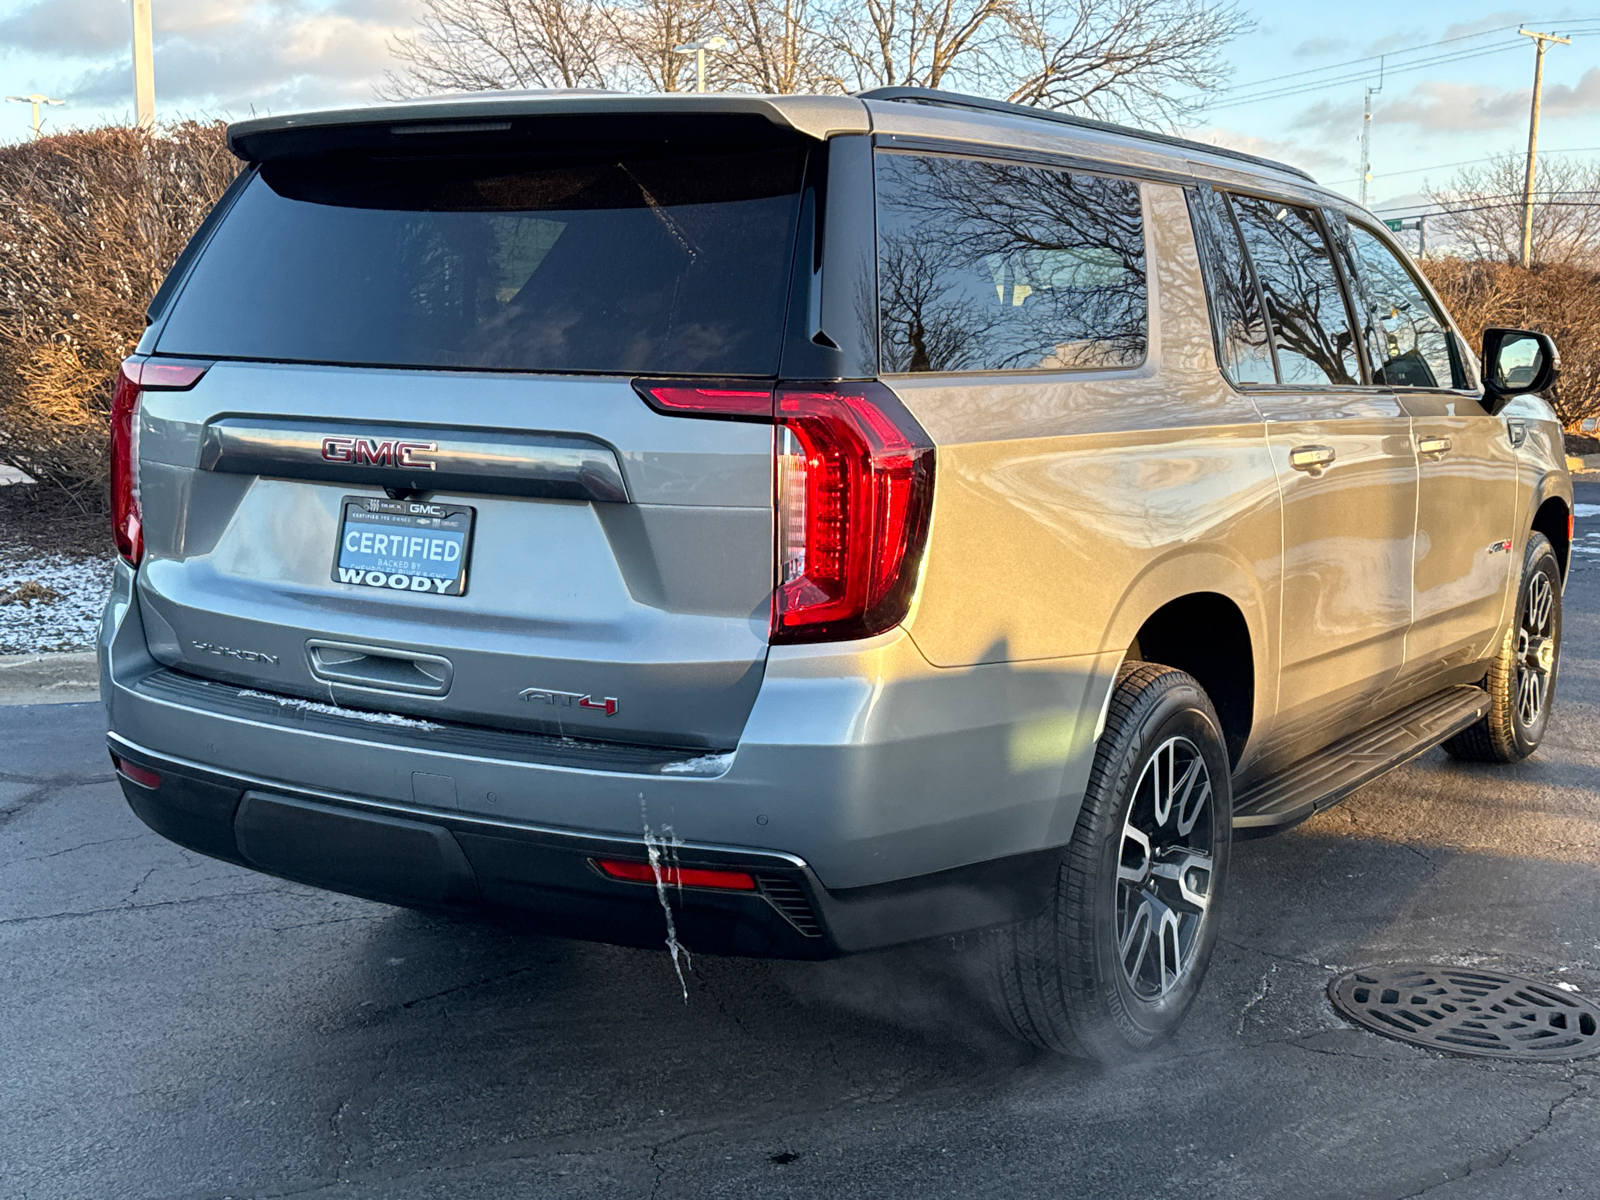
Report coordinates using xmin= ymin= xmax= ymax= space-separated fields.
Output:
xmin=1443 ymin=533 xmax=1562 ymax=764
xmin=988 ymin=661 xmax=1232 ymax=1060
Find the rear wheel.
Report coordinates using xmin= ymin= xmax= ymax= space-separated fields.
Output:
xmin=988 ymin=662 xmax=1232 ymax=1060
xmin=1444 ymin=533 xmax=1562 ymax=764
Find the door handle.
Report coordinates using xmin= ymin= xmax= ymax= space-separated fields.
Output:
xmin=1418 ymin=436 xmax=1452 ymax=461
xmin=1289 ymin=445 xmax=1336 ymax=476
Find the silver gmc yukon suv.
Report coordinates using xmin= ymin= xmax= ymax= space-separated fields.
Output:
xmin=100 ymin=88 xmax=1573 ymax=1060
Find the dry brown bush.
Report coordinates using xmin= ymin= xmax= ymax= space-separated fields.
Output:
xmin=1422 ymin=257 xmax=1600 ymax=431
xmin=0 ymin=122 xmax=238 ymax=509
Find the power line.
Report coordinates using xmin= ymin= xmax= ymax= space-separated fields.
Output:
xmin=1194 ymin=19 xmax=1600 ymax=114
xmin=1326 ymin=146 xmax=1600 ymax=187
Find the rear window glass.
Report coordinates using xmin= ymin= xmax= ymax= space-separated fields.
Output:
xmin=157 ymin=148 xmax=807 ymax=376
xmin=874 ymin=152 xmax=1147 ymax=373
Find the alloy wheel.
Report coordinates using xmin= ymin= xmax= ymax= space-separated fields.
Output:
xmin=1516 ymin=570 xmax=1557 ymax=731
xmin=1114 ymin=737 xmax=1216 ymax=1001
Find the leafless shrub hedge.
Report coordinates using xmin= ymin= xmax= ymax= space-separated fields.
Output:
xmin=0 ymin=123 xmax=238 ymax=508
xmin=1422 ymin=257 xmax=1600 ymax=430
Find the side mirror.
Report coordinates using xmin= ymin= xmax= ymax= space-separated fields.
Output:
xmin=1482 ymin=328 xmax=1559 ymax=412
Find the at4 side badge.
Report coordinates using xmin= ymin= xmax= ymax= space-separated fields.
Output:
xmin=1488 ymin=540 xmax=1513 ymax=554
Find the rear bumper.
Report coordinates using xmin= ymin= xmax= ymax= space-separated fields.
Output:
xmin=100 ymin=558 xmax=1115 ymax=957
xmin=109 ymin=736 xmax=1065 ymax=958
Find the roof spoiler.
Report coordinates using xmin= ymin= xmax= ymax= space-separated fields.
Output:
xmin=227 ymin=93 xmax=870 ymax=163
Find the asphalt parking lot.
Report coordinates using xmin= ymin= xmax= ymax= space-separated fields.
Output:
xmin=4 ymin=481 xmax=1599 ymax=1200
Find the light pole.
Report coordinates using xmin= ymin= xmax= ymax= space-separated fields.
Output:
xmin=132 ymin=0 xmax=156 ymax=128
xmin=671 ymin=36 xmax=729 ymax=93
xmin=5 ymin=94 xmax=64 ymax=138
xmin=1517 ymin=28 xmax=1571 ymax=268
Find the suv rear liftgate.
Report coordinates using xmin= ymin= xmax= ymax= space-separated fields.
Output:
xmin=106 ymin=107 xmax=996 ymax=957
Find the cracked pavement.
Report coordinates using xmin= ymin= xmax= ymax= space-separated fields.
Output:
xmin=3 ymin=481 xmax=1599 ymax=1199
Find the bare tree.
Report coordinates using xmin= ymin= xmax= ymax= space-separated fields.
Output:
xmin=1427 ymin=154 xmax=1600 ymax=270
xmin=712 ymin=0 xmax=843 ymax=94
xmin=380 ymin=0 xmax=613 ymax=96
xmin=383 ymin=0 xmax=1248 ymax=123
xmin=820 ymin=0 xmax=1013 ymax=93
xmin=1003 ymin=0 xmax=1249 ymax=125
xmin=605 ymin=0 xmax=716 ymax=91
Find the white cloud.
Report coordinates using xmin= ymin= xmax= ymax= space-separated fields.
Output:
xmin=6 ymin=0 xmax=423 ymax=119
xmin=0 ymin=0 xmax=128 ymax=57
xmin=1184 ymin=125 xmax=1352 ymax=180
xmin=1379 ymin=69 xmax=1600 ymax=133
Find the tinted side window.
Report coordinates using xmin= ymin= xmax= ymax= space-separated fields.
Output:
xmin=1227 ymin=195 xmax=1360 ymax=387
xmin=875 ymin=153 xmax=1147 ymax=373
xmin=1340 ymin=222 xmax=1464 ymax=389
xmin=1188 ymin=186 xmax=1275 ymax=385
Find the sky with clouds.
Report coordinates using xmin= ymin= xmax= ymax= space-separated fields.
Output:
xmin=0 ymin=0 xmax=1597 ymax=214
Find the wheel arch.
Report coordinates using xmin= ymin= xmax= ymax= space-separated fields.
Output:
xmin=1531 ymin=492 xmax=1572 ymax=581
xmin=1101 ymin=550 xmax=1271 ymax=771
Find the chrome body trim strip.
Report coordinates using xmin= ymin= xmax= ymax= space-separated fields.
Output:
xmin=198 ymin=417 xmax=630 ymax=503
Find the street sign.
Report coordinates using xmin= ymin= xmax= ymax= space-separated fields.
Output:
xmin=1384 ymin=218 xmax=1405 ymax=231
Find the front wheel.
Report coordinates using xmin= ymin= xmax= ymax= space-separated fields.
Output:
xmin=1444 ymin=532 xmax=1562 ymax=763
xmin=988 ymin=662 xmax=1232 ymax=1060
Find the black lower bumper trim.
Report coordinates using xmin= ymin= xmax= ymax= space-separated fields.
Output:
xmin=109 ymin=736 xmax=1064 ymax=960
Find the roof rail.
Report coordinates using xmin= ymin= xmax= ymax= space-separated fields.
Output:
xmin=857 ymin=87 xmax=1316 ymax=184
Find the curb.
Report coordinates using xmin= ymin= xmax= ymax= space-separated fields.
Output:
xmin=0 ymin=651 xmax=100 ymax=706
xmin=1568 ymin=454 xmax=1600 ymax=474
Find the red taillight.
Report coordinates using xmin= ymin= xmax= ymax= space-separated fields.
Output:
xmin=631 ymin=376 xmax=935 ymax=644
xmin=772 ymin=382 xmax=934 ymax=643
xmin=110 ymin=357 xmax=210 ymax=566
xmin=594 ymin=858 xmax=757 ymax=891
xmin=112 ymin=756 xmax=162 ymax=790
xmin=636 ymin=381 xmax=773 ymax=420
xmin=110 ymin=361 xmax=144 ymax=565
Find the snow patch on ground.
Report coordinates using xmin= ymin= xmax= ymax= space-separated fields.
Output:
xmin=0 ymin=554 xmax=115 ymax=654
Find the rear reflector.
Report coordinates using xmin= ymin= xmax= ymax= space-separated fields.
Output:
xmin=112 ymin=756 xmax=162 ymax=790
xmin=594 ymin=858 xmax=757 ymax=891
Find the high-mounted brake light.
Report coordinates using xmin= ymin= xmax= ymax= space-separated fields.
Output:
xmin=594 ymin=858 xmax=757 ymax=891
xmin=772 ymin=382 xmax=934 ymax=644
xmin=110 ymin=357 xmax=210 ymax=566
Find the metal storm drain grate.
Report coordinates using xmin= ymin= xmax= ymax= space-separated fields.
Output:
xmin=1329 ymin=964 xmax=1600 ymax=1061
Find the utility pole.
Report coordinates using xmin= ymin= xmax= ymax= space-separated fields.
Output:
xmin=132 ymin=0 xmax=155 ymax=128
xmin=671 ymin=36 xmax=728 ymax=93
xmin=1358 ymin=57 xmax=1384 ymax=209
xmin=5 ymin=93 xmax=65 ymax=137
xmin=1518 ymin=28 xmax=1570 ymax=268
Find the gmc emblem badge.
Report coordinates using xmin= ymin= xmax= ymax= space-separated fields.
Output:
xmin=519 ymin=688 xmax=619 ymax=716
xmin=321 ymin=435 xmax=438 ymax=470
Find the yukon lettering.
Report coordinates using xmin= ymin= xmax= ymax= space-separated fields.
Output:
xmin=191 ymin=641 xmax=279 ymax=665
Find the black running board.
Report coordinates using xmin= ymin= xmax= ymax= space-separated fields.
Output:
xmin=1233 ymin=686 xmax=1490 ymax=838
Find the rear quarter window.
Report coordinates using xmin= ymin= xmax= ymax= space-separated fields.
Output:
xmin=156 ymin=147 xmax=808 ymax=376
xmin=874 ymin=152 xmax=1147 ymax=374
